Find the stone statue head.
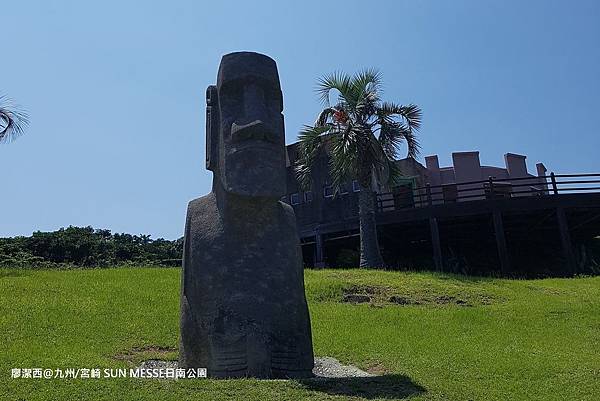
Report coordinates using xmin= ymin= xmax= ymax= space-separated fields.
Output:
xmin=206 ymin=52 xmax=286 ymax=198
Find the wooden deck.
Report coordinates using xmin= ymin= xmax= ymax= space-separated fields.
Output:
xmin=299 ymin=191 xmax=600 ymax=276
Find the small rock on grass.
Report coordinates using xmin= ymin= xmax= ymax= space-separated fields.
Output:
xmin=137 ymin=357 xmax=375 ymax=379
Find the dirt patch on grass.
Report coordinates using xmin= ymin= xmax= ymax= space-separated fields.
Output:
xmin=342 ymin=285 xmax=386 ymax=304
xmin=341 ymin=285 xmax=495 ymax=307
xmin=388 ymin=295 xmax=414 ymax=305
xmin=434 ymin=295 xmax=469 ymax=305
xmin=365 ymin=361 xmax=390 ymax=375
xmin=114 ymin=345 xmax=177 ymax=365
xmin=342 ymin=294 xmax=372 ymax=303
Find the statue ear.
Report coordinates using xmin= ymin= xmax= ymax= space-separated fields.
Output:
xmin=205 ymin=85 xmax=219 ymax=171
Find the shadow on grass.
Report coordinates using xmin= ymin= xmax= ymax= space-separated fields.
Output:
xmin=298 ymin=374 xmax=426 ymax=400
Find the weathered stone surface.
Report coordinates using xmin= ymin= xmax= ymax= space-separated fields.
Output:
xmin=179 ymin=52 xmax=314 ymax=378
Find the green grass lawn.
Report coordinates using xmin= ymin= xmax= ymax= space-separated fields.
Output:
xmin=1 ymin=267 xmax=598 ymax=400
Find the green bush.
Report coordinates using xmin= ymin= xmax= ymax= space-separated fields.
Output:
xmin=0 ymin=226 xmax=183 ymax=268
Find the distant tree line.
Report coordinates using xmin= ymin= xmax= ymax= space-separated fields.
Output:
xmin=0 ymin=226 xmax=183 ymax=268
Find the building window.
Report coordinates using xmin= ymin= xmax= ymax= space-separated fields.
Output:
xmin=352 ymin=180 xmax=361 ymax=192
xmin=290 ymin=192 xmax=302 ymax=205
xmin=323 ymin=185 xmax=334 ymax=198
xmin=304 ymin=191 xmax=313 ymax=203
xmin=340 ymin=183 xmax=349 ymax=195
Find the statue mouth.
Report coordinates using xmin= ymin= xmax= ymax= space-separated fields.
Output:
xmin=226 ymin=142 xmax=285 ymax=178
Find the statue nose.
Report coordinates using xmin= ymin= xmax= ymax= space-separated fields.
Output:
xmin=231 ymin=120 xmax=276 ymax=143
xmin=243 ymin=83 xmax=268 ymax=122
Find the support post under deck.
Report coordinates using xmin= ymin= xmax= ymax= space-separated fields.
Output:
xmin=556 ymin=207 xmax=575 ymax=275
xmin=492 ymin=210 xmax=510 ymax=274
xmin=429 ymin=217 xmax=443 ymax=271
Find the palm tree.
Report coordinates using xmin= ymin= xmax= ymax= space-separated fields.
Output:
xmin=0 ymin=95 xmax=29 ymax=144
xmin=295 ymin=70 xmax=422 ymax=268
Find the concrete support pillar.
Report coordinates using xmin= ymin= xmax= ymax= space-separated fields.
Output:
xmin=429 ymin=217 xmax=443 ymax=271
xmin=556 ymin=207 xmax=575 ymax=275
xmin=504 ymin=153 xmax=529 ymax=196
xmin=425 ymin=155 xmax=443 ymax=204
xmin=492 ymin=210 xmax=510 ymax=274
xmin=452 ymin=151 xmax=484 ymax=201
xmin=504 ymin=153 xmax=528 ymax=178
xmin=536 ymin=163 xmax=549 ymax=195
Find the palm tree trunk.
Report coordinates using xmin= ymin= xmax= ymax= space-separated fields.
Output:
xmin=357 ymin=181 xmax=385 ymax=269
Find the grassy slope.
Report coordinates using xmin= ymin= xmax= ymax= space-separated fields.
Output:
xmin=0 ymin=268 xmax=598 ymax=401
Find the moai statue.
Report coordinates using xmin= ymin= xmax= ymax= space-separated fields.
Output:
xmin=179 ymin=52 xmax=314 ymax=378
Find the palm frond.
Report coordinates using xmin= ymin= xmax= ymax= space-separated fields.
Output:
xmin=378 ymin=120 xmax=421 ymax=159
xmin=328 ymin=125 xmax=359 ymax=194
xmin=0 ymin=96 xmax=29 ymax=144
xmin=378 ymin=102 xmax=422 ymax=131
xmin=294 ymin=125 xmax=329 ymax=190
xmin=399 ymin=126 xmax=420 ymax=159
xmin=378 ymin=121 xmax=404 ymax=159
xmin=315 ymin=107 xmax=336 ymax=127
xmin=352 ymin=69 xmax=382 ymax=95
xmin=368 ymin=132 xmax=406 ymax=188
xmin=367 ymin=132 xmax=387 ymax=176
xmin=385 ymin=158 xmax=405 ymax=187
xmin=352 ymin=68 xmax=382 ymax=109
xmin=316 ymin=71 xmax=352 ymax=106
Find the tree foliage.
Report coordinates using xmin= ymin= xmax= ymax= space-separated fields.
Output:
xmin=0 ymin=95 xmax=29 ymax=144
xmin=0 ymin=226 xmax=183 ymax=268
xmin=295 ymin=69 xmax=422 ymax=194
xmin=295 ymin=69 xmax=422 ymax=268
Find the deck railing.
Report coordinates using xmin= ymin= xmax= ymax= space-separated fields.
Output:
xmin=376 ymin=173 xmax=600 ymax=212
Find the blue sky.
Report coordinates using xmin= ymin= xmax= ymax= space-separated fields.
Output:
xmin=2 ymin=0 xmax=599 ymax=239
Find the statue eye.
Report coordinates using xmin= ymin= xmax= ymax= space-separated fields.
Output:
xmin=220 ymin=85 xmax=243 ymax=109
